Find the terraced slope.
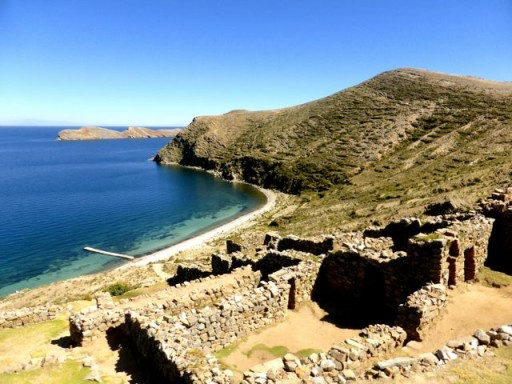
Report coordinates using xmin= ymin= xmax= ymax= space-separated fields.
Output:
xmin=156 ymin=68 xmax=512 ymax=232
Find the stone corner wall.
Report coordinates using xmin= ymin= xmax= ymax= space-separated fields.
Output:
xmin=395 ymin=283 xmax=447 ymax=341
xmin=124 ymin=280 xmax=292 ymax=383
xmin=269 ymin=260 xmax=320 ymax=308
xmin=69 ymin=266 xmax=262 ymax=346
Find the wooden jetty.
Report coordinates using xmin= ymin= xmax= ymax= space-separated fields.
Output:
xmin=84 ymin=247 xmax=135 ymax=260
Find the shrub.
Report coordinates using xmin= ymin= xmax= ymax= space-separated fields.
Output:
xmin=104 ymin=282 xmax=132 ymax=296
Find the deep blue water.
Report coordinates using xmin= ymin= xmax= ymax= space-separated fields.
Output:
xmin=0 ymin=127 xmax=265 ymax=297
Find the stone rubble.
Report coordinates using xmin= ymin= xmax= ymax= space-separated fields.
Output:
xmin=243 ymin=324 xmax=407 ymax=384
xmin=366 ymin=323 xmax=512 ymax=381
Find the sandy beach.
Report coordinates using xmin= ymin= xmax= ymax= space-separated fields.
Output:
xmin=119 ymin=185 xmax=276 ymax=269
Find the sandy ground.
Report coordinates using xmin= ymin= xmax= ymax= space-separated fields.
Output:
xmin=404 ymin=282 xmax=512 ymax=354
xmin=120 ymin=185 xmax=276 ymax=269
xmin=222 ymin=302 xmax=361 ymax=372
xmin=219 ymin=283 xmax=512 ymax=380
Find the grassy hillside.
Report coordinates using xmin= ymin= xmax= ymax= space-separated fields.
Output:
xmin=156 ymin=68 xmax=512 ymax=234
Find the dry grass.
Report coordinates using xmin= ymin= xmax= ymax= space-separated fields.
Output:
xmin=0 ymin=319 xmax=68 ymax=370
xmin=0 ymin=361 xmax=91 ymax=384
xmin=158 ymin=68 xmax=512 ymax=234
xmin=391 ymin=345 xmax=512 ymax=384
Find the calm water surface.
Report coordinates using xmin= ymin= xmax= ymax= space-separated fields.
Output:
xmin=0 ymin=127 xmax=265 ymax=296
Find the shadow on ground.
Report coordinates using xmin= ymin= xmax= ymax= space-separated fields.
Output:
xmin=106 ymin=325 xmax=167 ymax=384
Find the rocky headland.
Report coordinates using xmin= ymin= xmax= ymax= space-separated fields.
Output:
xmin=57 ymin=126 xmax=181 ymax=141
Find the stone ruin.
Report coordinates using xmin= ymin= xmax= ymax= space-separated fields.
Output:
xmin=480 ymin=187 xmax=512 ymax=274
xmin=63 ymin=189 xmax=512 ymax=383
xmin=0 ymin=188 xmax=509 ymax=382
xmin=0 ymin=304 xmax=61 ymax=328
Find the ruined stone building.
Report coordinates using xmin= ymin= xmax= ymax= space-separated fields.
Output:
xmin=64 ymin=189 xmax=512 ymax=383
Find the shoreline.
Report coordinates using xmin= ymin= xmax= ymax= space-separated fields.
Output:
xmin=118 ymin=184 xmax=276 ymax=269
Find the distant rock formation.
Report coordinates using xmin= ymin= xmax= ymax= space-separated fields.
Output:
xmin=57 ymin=126 xmax=181 ymax=141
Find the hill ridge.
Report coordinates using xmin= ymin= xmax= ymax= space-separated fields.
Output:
xmin=156 ymin=68 xmax=512 ymax=232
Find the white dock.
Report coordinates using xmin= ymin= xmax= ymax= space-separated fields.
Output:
xmin=84 ymin=247 xmax=135 ymax=260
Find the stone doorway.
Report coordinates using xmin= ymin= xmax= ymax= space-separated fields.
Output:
xmin=448 ymin=258 xmax=457 ymax=286
xmin=486 ymin=218 xmax=512 ymax=274
xmin=287 ymin=278 xmax=296 ymax=310
xmin=464 ymin=247 xmax=476 ymax=281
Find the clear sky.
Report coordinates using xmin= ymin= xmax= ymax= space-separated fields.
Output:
xmin=1 ymin=0 xmax=511 ymax=126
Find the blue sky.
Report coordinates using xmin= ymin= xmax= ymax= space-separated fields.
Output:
xmin=1 ymin=0 xmax=511 ymax=126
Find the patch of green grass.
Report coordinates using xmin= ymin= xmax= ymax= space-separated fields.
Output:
xmin=214 ymin=342 xmax=241 ymax=360
xmin=0 ymin=319 xmax=69 ymax=369
xmin=416 ymin=232 xmax=444 ymax=241
xmin=295 ymin=348 xmax=323 ymax=359
xmin=477 ymin=267 xmax=512 ymax=288
xmin=113 ymin=281 xmax=168 ymax=301
xmin=0 ymin=360 xmax=90 ymax=384
xmin=243 ymin=343 xmax=289 ymax=358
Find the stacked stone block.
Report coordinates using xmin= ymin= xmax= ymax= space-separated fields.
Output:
xmin=69 ymin=267 xmax=261 ymax=346
xmin=315 ymin=214 xmax=493 ymax=327
xmin=269 ymin=260 xmax=320 ymax=308
xmin=264 ymin=234 xmax=335 ymax=255
xmin=480 ymin=188 xmax=512 ymax=273
xmin=125 ymin=281 xmax=290 ymax=383
xmin=0 ymin=305 xmax=61 ymax=328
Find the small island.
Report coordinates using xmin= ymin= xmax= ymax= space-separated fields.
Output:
xmin=57 ymin=126 xmax=181 ymax=141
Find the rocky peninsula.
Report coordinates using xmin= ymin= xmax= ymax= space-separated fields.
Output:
xmin=57 ymin=126 xmax=181 ymax=141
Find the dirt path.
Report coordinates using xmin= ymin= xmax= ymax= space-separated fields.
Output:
xmin=151 ymin=263 xmax=172 ymax=281
xmin=404 ymin=283 xmax=512 ymax=354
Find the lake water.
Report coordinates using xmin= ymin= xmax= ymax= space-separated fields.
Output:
xmin=0 ymin=127 xmax=265 ymax=297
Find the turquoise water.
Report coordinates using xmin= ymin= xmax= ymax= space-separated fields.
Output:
xmin=0 ymin=127 xmax=265 ymax=297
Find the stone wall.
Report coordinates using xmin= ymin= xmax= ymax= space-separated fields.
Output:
xmin=314 ymin=214 xmax=493 ymax=326
xmin=269 ymin=260 xmax=320 ymax=309
xmin=125 ymin=280 xmax=290 ymax=383
xmin=0 ymin=304 xmax=61 ymax=328
xmin=407 ymin=215 xmax=493 ymax=288
xmin=243 ymin=324 xmax=407 ymax=383
xmin=253 ymin=250 xmax=302 ymax=279
xmin=264 ymin=233 xmax=335 ymax=255
xmin=242 ymin=322 xmax=512 ymax=383
xmin=70 ymin=267 xmax=261 ymax=345
xmin=395 ymin=283 xmax=447 ymax=341
xmin=364 ymin=217 xmax=447 ymax=251
xmin=367 ymin=323 xmax=512 ymax=380
xmin=166 ymin=264 xmax=211 ymax=285
xmin=481 ymin=188 xmax=512 ymax=274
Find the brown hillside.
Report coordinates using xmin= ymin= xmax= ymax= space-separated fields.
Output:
xmin=156 ymin=68 xmax=512 ymax=233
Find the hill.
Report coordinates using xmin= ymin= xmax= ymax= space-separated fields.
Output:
xmin=57 ymin=126 xmax=181 ymax=140
xmin=156 ymin=68 xmax=512 ymax=233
